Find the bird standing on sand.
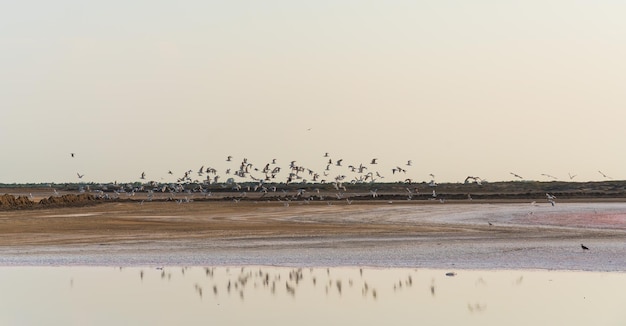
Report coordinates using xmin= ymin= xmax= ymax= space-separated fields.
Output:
xmin=581 ymin=244 xmax=589 ymax=250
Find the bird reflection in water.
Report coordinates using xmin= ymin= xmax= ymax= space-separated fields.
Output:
xmin=124 ymin=266 xmax=534 ymax=313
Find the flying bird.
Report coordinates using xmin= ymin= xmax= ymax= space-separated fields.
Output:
xmin=541 ymin=173 xmax=557 ymax=180
xmin=568 ymin=173 xmax=577 ymax=180
xmin=510 ymin=172 xmax=523 ymax=180
xmin=77 ymin=173 xmax=84 ymax=178
xmin=70 ymin=153 xmax=75 ymax=158
xmin=598 ymin=171 xmax=612 ymax=179
xmin=464 ymin=176 xmax=482 ymax=185
xmin=370 ymin=158 xmax=378 ymax=164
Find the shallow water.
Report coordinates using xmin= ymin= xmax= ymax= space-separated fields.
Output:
xmin=0 ymin=266 xmax=624 ymax=326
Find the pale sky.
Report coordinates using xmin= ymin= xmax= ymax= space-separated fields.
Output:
xmin=2 ymin=1 xmax=625 ymax=184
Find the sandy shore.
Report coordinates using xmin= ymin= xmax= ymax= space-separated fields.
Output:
xmin=1 ymin=200 xmax=625 ymax=271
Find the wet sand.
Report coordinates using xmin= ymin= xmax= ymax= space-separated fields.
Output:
xmin=1 ymin=200 xmax=625 ymax=271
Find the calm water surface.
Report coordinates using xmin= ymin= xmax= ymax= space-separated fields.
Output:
xmin=1 ymin=266 xmax=624 ymax=325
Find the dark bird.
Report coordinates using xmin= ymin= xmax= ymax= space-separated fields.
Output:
xmin=70 ymin=153 xmax=75 ymax=158
xmin=510 ymin=172 xmax=523 ymax=180
xmin=581 ymin=244 xmax=589 ymax=251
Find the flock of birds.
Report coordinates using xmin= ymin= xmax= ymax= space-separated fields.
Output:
xmin=69 ymin=152 xmax=614 ymax=189
xmin=68 ymin=152 xmax=452 ymax=203
xmin=64 ymin=152 xmax=620 ymax=212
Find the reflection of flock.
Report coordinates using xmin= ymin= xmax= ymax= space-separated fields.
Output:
xmin=143 ymin=266 xmax=386 ymax=301
xmin=110 ymin=266 xmax=525 ymax=314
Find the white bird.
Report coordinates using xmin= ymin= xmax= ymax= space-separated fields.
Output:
xmin=370 ymin=189 xmax=378 ymax=198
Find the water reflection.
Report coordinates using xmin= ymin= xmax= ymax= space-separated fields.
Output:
xmin=0 ymin=266 xmax=625 ymax=325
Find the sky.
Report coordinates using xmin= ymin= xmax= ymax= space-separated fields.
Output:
xmin=1 ymin=1 xmax=625 ymax=184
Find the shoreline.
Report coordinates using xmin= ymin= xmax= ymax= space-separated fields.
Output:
xmin=1 ymin=200 xmax=625 ymax=271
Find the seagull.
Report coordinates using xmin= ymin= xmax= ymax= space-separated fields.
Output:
xmin=77 ymin=173 xmax=84 ymax=178
xmin=568 ymin=173 xmax=577 ymax=180
xmin=406 ymin=160 xmax=412 ymax=166
xmin=510 ymin=172 xmax=523 ymax=180
xmin=581 ymin=244 xmax=589 ymax=250
xmin=226 ymin=156 xmax=233 ymax=162
xmin=370 ymin=158 xmax=378 ymax=164
xmin=541 ymin=173 xmax=557 ymax=180
xmin=464 ymin=176 xmax=482 ymax=184
xmin=598 ymin=171 xmax=612 ymax=179
xmin=70 ymin=153 xmax=75 ymax=158
xmin=140 ymin=172 xmax=146 ymax=180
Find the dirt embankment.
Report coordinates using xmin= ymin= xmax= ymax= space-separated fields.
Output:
xmin=0 ymin=194 xmax=98 ymax=210
xmin=0 ymin=194 xmax=35 ymax=209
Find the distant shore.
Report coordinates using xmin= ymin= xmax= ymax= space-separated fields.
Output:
xmin=2 ymin=179 xmax=626 ymax=209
